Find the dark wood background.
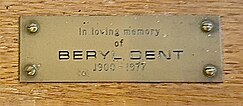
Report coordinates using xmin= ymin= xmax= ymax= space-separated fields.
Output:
xmin=0 ymin=0 xmax=242 ymax=105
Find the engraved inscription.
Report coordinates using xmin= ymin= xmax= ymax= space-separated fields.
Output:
xmin=20 ymin=16 xmax=222 ymax=82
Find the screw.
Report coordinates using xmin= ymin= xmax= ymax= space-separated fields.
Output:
xmin=27 ymin=23 xmax=39 ymax=33
xmin=203 ymin=65 xmax=217 ymax=77
xmin=24 ymin=64 xmax=39 ymax=76
xmin=201 ymin=20 xmax=214 ymax=32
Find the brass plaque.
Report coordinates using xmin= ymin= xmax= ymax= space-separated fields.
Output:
xmin=20 ymin=15 xmax=223 ymax=82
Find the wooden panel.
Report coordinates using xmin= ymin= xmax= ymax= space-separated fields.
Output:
xmin=0 ymin=0 xmax=242 ymax=105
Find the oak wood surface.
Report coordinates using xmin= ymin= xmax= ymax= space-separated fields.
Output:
xmin=0 ymin=0 xmax=243 ymax=105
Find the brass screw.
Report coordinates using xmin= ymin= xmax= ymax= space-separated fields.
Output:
xmin=27 ymin=23 xmax=39 ymax=33
xmin=24 ymin=64 xmax=39 ymax=76
xmin=201 ymin=20 xmax=214 ymax=32
xmin=203 ymin=65 xmax=217 ymax=77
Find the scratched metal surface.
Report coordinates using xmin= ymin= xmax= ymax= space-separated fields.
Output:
xmin=19 ymin=15 xmax=223 ymax=82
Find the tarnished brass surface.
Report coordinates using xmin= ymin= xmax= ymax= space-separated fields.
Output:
xmin=20 ymin=15 xmax=223 ymax=82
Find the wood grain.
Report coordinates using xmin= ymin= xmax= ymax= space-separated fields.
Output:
xmin=0 ymin=0 xmax=242 ymax=105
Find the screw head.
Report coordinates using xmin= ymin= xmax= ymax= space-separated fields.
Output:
xmin=24 ymin=64 xmax=39 ymax=76
xmin=27 ymin=23 xmax=39 ymax=33
xmin=201 ymin=20 xmax=214 ymax=32
xmin=203 ymin=65 xmax=217 ymax=77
